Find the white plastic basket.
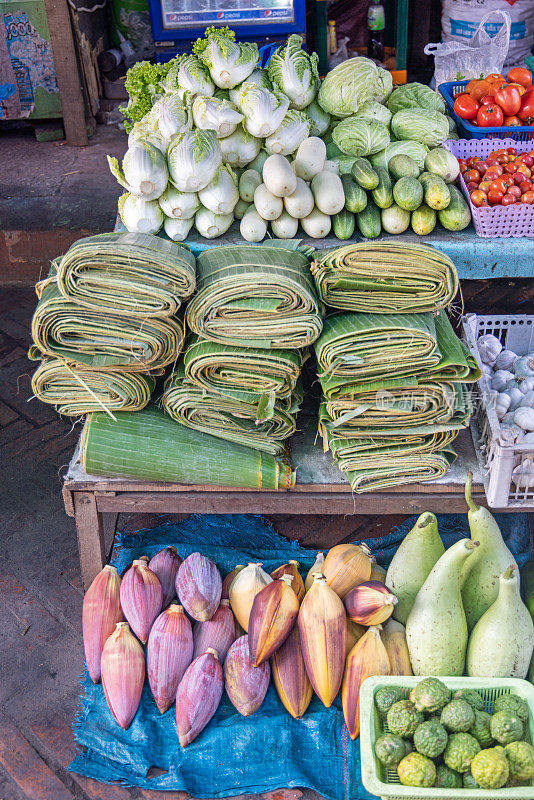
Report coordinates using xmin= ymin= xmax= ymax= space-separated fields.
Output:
xmin=443 ymin=138 xmax=534 ymax=238
xmin=360 ymin=676 xmax=534 ymax=800
xmin=462 ymin=313 xmax=534 ymax=508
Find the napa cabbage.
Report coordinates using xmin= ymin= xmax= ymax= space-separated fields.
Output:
xmin=194 ymin=26 xmax=258 ymax=89
xmin=267 ymin=34 xmax=319 ymax=110
xmin=107 ymin=142 xmax=168 ymax=200
xmin=164 ymin=54 xmax=215 ymax=97
xmin=118 ymin=193 xmax=164 ymax=234
xmin=239 ymin=85 xmax=289 ymax=138
xmin=167 ymin=129 xmax=222 ymax=192
xmin=198 ymin=164 xmax=239 ymax=215
xmin=264 ymin=110 xmax=312 ymax=156
xmin=306 ymin=99 xmax=331 ymax=137
xmin=229 ymin=68 xmax=271 ymax=106
xmin=192 ymin=95 xmax=243 ymax=137
xmin=219 ymin=124 xmax=261 ymax=167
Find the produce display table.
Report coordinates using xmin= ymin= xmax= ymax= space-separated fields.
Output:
xmin=64 ymin=414 xmax=490 ymax=589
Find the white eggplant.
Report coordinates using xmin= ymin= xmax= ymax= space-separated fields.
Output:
xmin=253 ymin=184 xmax=283 ymax=221
xmin=271 ymin=211 xmax=298 ymax=239
xmin=240 ymin=207 xmax=267 ymax=242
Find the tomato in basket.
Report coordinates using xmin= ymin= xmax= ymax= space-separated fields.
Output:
xmin=454 ymin=93 xmax=479 ymax=120
xmin=494 ymin=85 xmax=522 ymax=116
xmin=502 ymin=193 xmax=517 ymax=206
xmin=470 ymin=190 xmax=488 ymax=207
xmin=503 ymin=115 xmax=522 ymax=126
xmin=477 ymin=103 xmax=504 ymax=127
xmin=507 ymin=67 xmax=532 ymax=89
xmin=518 ymin=92 xmax=534 ymax=125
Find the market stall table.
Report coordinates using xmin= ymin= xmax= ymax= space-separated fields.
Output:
xmin=64 ymin=412 xmax=491 ymax=590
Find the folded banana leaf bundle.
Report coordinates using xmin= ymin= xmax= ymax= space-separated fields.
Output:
xmin=183 ymin=335 xmax=305 ymax=410
xmin=186 ymin=245 xmax=323 ymax=349
xmin=311 ymin=242 xmax=459 ymax=313
xmin=31 ymin=275 xmax=184 ymax=372
xmin=323 ymin=425 xmax=458 ymax=492
xmin=55 ymin=233 xmax=196 ymax=317
xmin=319 ymin=381 xmax=473 ymax=437
xmin=30 ymin=357 xmax=154 ymax=416
xmin=161 ymin=367 xmax=300 ymax=455
xmin=80 ymin=405 xmax=295 ymax=489
xmin=325 ymin=428 xmax=458 ymax=463
xmin=316 ymin=310 xmax=480 ymax=397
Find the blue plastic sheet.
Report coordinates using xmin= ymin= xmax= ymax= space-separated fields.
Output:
xmin=70 ymin=512 xmax=530 ymax=798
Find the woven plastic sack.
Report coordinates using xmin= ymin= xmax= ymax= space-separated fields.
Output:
xmin=425 ymin=9 xmax=511 ymax=87
xmin=70 ymin=512 xmax=530 ymax=798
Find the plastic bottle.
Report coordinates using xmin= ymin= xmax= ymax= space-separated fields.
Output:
xmin=367 ymin=0 xmax=385 ymax=63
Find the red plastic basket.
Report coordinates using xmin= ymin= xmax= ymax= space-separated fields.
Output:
xmin=440 ymin=80 xmax=534 ymax=141
xmin=443 ymin=138 xmax=534 ymax=238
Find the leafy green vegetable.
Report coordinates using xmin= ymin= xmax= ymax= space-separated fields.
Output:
xmin=120 ymin=59 xmax=174 ymax=132
xmin=369 ymin=140 xmax=430 ymax=171
xmin=193 ymin=26 xmax=258 ymax=89
xmin=267 ymin=34 xmax=319 ymax=110
xmin=391 ymin=109 xmax=449 ymax=147
xmin=387 ymin=83 xmax=446 ymax=115
xmin=332 ymin=116 xmax=390 ymax=157
xmin=317 ymin=57 xmax=380 ymax=118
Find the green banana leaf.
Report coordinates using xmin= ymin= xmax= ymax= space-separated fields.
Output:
xmin=56 ymin=233 xmax=196 ymax=317
xmin=345 ymin=447 xmax=457 ymax=492
xmin=185 ymin=245 xmax=323 ymax=349
xmin=428 ymin=310 xmax=482 ymax=382
xmin=319 ymin=381 xmax=472 ymax=437
xmin=311 ymin=241 xmax=459 ymax=313
xmin=183 ymin=335 xmax=305 ymax=408
xmin=30 ymin=357 xmax=154 ymax=416
xmin=80 ymin=405 xmax=295 ymax=489
xmin=31 ymin=271 xmax=184 ymax=371
xmin=161 ymin=366 xmax=300 ymax=455
xmin=326 ymin=429 xmax=458 ymax=463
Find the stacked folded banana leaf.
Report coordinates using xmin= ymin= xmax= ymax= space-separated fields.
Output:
xmin=162 ymin=244 xmax=323 ymax=457
xmin=29 ymin=232 xmax=195 ymax=416
xmin=311 ymin=242 xmax=481 ymax=493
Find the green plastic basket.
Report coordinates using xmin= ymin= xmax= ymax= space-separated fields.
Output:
xmin=359 ymin=676 xmax=534 ymax=800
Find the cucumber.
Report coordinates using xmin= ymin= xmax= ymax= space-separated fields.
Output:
xmin=388 ymin=154 xmax=420 ymax=180
xmin=342 ymin=174 xmax=367 ymax=213
xmin=356 ymin=198 xmax=381 ymax=239
xmin=411 ymin=203 xmax=437 ymax=235
xmin=393 ymin=176 xmax=424 ymax=211
xmin=333 ymin=208 xmax=356 ymax=240
xmin=438 ymin=185 xmax=471 ymax=231
xmin=381 ymin=203 xmax=410 ymax=234
xmin=372 ymin=169 xmax=394 ymax=209
xmin=418 ymin=171 xmax=451 ymax=210
xmin=351 ymin=157 xmax=380 ymax=191
xmin=424 ymin=147 xmax=460 ymax=183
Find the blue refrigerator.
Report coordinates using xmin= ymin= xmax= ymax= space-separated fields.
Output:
xmin=148 ymin=0 xmax=307 ymax=62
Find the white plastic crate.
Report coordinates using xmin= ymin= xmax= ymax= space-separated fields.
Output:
xmin=462 ymin=313 xmax=534 ymax=509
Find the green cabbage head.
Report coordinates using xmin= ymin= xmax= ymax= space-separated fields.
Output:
xmin=387 ymin=82 xmax=446 ymax=115
xmin=317 ymin=57 xmax=380 ymax=118
xmin=391 ymin=109 xmax=450 ymax=146
xmin=332 ymin=117 xmax=390 ymax=157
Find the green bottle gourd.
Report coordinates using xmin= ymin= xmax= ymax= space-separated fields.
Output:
xmin=461 ymin=472 xmax=517 ymax=632
xmin=386 ymin=512 xmax=445 ymax=625
xmin=466 ymin=566 xmax=534 ymax=678
xmin=406 ymin=538 xmax=478 ymax=676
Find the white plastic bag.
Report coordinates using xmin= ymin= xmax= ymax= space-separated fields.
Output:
xmin=425 ymin=9 xmax=511 ymax=87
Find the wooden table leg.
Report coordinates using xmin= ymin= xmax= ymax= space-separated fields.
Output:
xmin=73 ymin=491 xmax=106 ymax=591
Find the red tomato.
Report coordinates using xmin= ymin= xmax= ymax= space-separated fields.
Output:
xmin=494 ymin=85 xmax=522 ymax=116
xmin=454 ymin=93 xmax=479 ymax=120
xmin=488 ymin=189 xmax=504 ymax=204
xmin=470 ymin=190 xmax=488 ymax=207
xmin=521 ymin=191 xmax=534 ymax=204
xmin=514 ymin=172 xmax=527 ymax=185
xmin=468 ymin=80 xmax=494 ymax=103
xmin=476 ymin=161 xmax=488 ymax=175
xmin=466 ymin=181 xmax=479 ymax=191
xmin=502 ymin=193 xmax=517 ymax=206
xmin=507 ymin=67 xmax=533 ymax=89
xmin=477 ymin=104 xmax=504 ymax=127
xmin=520 ymin=181 xmax=533 ymax=193
xmin=506 ymin=147 xmax=518 ymax=155
xmin=486 ymin=159 xmax=500 ymax=167
xmin=518 ymin=154 xmax=534 ymax=168
xmin=479 ymin=180 xmax=492 ymax=194
xmin=491 ymin=177 xmax=511 ymax=193
xmin=504 ymin=162 xmax=518 ymax=173
xmin=464 ymin=169 xmax=481 ymax=183
xmin=503 ymin=115 xmax=522 ymax=127
xmin=507 ymin=185 xmax=521 ymax=198
xmin=466 ymin=156 xmax=481 ymax=168
xmin=458 ymin=158 xmax=467 ymax=165
xmin=459 ymin=164 xmax=468 ymax=174
xmin=485 ymin=167 xmax=504 ymax=180
xmin=516 ymin=164 xmax=532 ymax=178
xmin=480 ymin=95 xmax=495 ymax=105
xmin=486 ymin=73 xmax=506 ymax=84
xmin=518 ymin=93 xmax=534 ymax=124
xmin=508 ymin=83 xmax=526 ymax=97
xmin=496 ymin=154 xmax=510 ymax=164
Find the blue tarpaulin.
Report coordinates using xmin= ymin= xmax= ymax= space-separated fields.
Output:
xmin=70 ymin=512 xmax=530 ymax=798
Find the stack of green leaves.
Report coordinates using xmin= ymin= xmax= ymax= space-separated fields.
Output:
xmin=29 ymin=233 xmax=194 ymax=417
xmin=161 ymin=243 xmax=322 ymax=456
xmin=312 ymin=242 xmax=480 ymax=492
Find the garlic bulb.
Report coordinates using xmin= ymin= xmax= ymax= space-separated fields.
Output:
xmin=481 ymin=363 xmax=493 ymax=380
xmin=501 ymin=411 xmax=516 ymax=425
xmin=506 ymin=387 xmax=524 ymax=412
xmin=477 ymin=334 xmax=502 ymax=366
xmin=513 ymin=459 xmax=534 ymax=489
xmin=491 ymin=370 xmax=514 ymax=392
xmin=514 ymin=407 xmax=534 ymax=432
xmin=494 ymin=349 xmax=518 ymax=371
xmin=494 ymin=392 xmax=511 ymax=421
xmin=522 ymin=391 xmax=534 ymax=409
xmin=520 ymin=378 xmax=534 ymax=394
xmin=514 ymin=356 xmax=534 ymax=379
xmin=500 ymin=424 xmax=523 ymax=443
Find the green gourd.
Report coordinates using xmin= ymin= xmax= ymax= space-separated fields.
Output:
xmin=406 ymin=538 xmax=479 ymax=676
xmin=461 ymin=472 xmax=517 ymax=631
xmin=386 ymin=512 xmax=445 ymax=625
xmin=467 ymin=567 xmax=534 ymax=678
